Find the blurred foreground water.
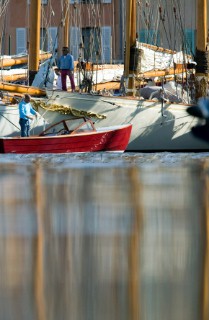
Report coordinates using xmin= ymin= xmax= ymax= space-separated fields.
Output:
xmin=0 ymin=152 xmax=209 ymax=320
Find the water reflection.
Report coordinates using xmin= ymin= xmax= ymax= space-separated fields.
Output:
xmin=0 ymin=160 xmax=208 ymax=320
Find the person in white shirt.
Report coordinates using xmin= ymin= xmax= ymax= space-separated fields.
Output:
xmin=54 ymin=68 xmax=62 ymax=90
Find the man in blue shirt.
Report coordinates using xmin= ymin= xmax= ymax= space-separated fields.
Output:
xmin=57 ymin=46 xmax=75 ymax=92
xmin=19 ymin=94 xmax=38 ymax=137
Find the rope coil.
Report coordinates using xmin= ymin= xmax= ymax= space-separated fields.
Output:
xmin=32 ymin=100 xmax=106 ymax=120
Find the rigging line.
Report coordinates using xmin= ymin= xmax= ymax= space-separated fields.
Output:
xmin=178 ymin=0 xmax=193 ymax=65
xmin=188 ymin=0 xmax=196 ymax=33
xmin=171 ymin=0 xmax=177 ymax=51
xmin=139 ymin=2 xmax=149 ymax=38
xmin=175 ymin=0 xmax=189 ymax=55
xmin=41 ymin=2 xmax=57 ymax=48
xmin=182 ymin=0 xmax=195 ymax=58
xmin=43 ymin=31 xmax=60 ymax=86
xmin=95 ymin=1 xmax=103 ymax=62
xmin=75 ymin=3 xmax=84 ymax=50
xmin=0 ymin=8 xmax=7 ymax=55
xmin=150 ymin=1 xmax=157 ymax=44
xmin=98 ymin=3 xmax=105 ymax=62
xmin=70 ymin=1 xmax=77 ymax=26
xmin=42 ymin=10 xmax=66 ymax=86
xmin=0 ymin=0 xmax=10 ymax=56
xmin=61 ymin=0 xmax=70 ymax=27
xmin=41 ymin=4 xmax=44 ymax=51
xmin=104 ymin=0 xmax=113 ymax=62
xmin=175 ymin=1 xmax=185 ymax=37
xmin=88 ymin=1 xmax=96 ymax=60
xmin=136 ymin=0 xmax=140 ymax=37
xmin=40 ymin=5 xmax=50 ymax=51
xmin=164 ymin=0 xmax=173 ymax=48
xmin=0 ymin=112 xmax=20 ymax=130
xmin=82 ymin=2 xmax=94 ymax=62
xmin=158 ymin=5 xmax=172 ymax=49
xmin=140 ymin=0 xmax=159 ymax=46
xmin=166 ymin=0 xmax=176 ymax=50
xmin=0 ymin=0 xmax=10 ymax=17
xmin=141 ymin=4 xmax=150 ymax=33
xmin=69 ymin=1 xmax=81 ymax=51
xmin=89 ymin=3 xmax=95 ymax=59
xmin=157 ymin=0 xmax=170 ymax=48
xmin=0 ymin=2 xmax=8 ymax=74
xmin=95 ymin=1 xmax=105 ymax=64
xmin=43 ymin=1 xmax=55 ymax=24
xmin=146 ymin=1 xmax=155 ymax=44
xmin=137 ymin=4 xmax=148 ymax=41
xmin=155 ymin=2 xmax=162 ymax=47
xmin=40 ymin=3 xmax=51 ymax=52
xmin=149 ymin=3 xmax=158 ymax=45
xmin=142 ymin=1 xmax=151 ymax=43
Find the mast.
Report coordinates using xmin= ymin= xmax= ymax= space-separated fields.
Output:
xmin=58 ymin=0 xmax=70 ymax=57
xmin=63 ymin=0 xmax=70 ymax=47
xmin=124 ymin=0 xmax=137 ymax=97
xmin=124 ymin=0 xmax=132 ymax=79
xmin=195 ymin=0 xmax=208 ymax=99
xmin=28 ymin=0 xmax=41 ymax=86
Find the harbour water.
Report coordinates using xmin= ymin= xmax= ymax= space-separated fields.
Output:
xmin=0 ymin=151 xmax=209 ymax=320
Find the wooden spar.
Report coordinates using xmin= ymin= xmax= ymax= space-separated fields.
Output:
xmin=57 ymin=0 xmax=69 ymax=57
xmin=129 ymin=0 xmax=136 ymax=96
xmin=0 ymin=73 xmax=27 ymax=82
xmin=195 ymin=0 xmax=208 ymax=99
xmin=63 ymin=0 xmax=70 ymax=47
xmin=197 ymin=0 xmax=207 ymax=52
xmin=138 ymin=66 xmax=187 ymax=78
xmin=0 ymin=53 xmax=51 ymax=68
xmin=0 ymin=82 xmax=46 ymax=96
xmin=125 ymin=0 xmax=137 ymax=97
xmin=140 ymin=43 xmax=177 ymax=55
xmin=91 ymin=66 xmax=189 ymax=91
xmin=124 ymin=0 xmax=132 ymax=79
xmin=29 ymin=0 xmax=41 ymax=85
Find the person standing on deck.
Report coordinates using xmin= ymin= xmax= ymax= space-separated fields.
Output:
xmin=19 ymin=94 xmax=38 ymax=137
xmin=54 ymin=68 xmax=62 ymax=90
xmin=57 ymin=47 xmax=76 ymax=92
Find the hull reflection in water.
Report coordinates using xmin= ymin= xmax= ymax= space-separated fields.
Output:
xmin=0 ymin=160 xmax=208 ymax=320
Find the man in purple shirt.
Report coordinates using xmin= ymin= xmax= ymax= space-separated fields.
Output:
xmin=57 ymin=47 xmax=76 ymax=92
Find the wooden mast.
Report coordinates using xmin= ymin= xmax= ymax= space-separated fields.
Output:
xmin=29 ymin=0 xmax=41 ymax=86
xmin=58 ymin=0 xmax=70 ymax=58
xmin=124 ymin=0 xmax=137 ymax=97
xmin=195 ymin=0 xmax=208 ymax=99
xmin=197 ymin=0 xmax=207 ymax=52
xmin=129 ymin=0 xmax=136 ymax=97
xmin=63 ymin=0 xmax=70 ymax=47
xmin=124 ymin=0 xmax=132 ymax=79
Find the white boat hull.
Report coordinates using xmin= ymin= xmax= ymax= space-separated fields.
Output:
xmin=0 ymin=104 xmax=47 ymax=137
xmin=42 ymin=90 xmax=209 ymax=151
xmin=0 ymin=91 xmax=208 ymax=151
